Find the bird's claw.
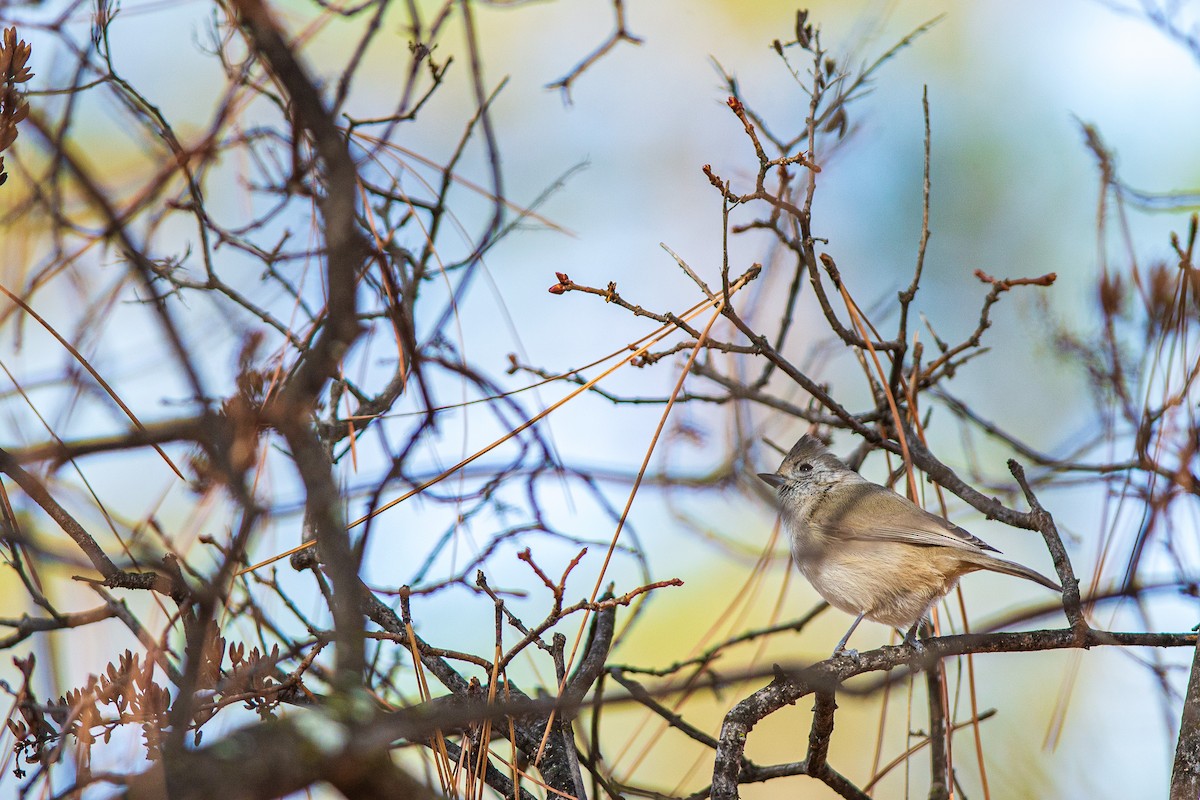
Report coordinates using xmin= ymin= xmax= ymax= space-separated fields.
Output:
xmin=832 ymin=646 xmax=861 ymax=664
xmin=900 ymin=636 xmax=928 ymax=670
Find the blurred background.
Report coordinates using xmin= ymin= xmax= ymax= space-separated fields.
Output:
xmin=1 ymin=0 xmax=1198 ymax=797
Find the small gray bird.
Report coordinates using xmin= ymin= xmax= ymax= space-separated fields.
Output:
xmin=759 ymin=434 xmax=1061 ymax=655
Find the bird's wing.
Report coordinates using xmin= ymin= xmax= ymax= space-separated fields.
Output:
xmin=811 ymin=483 xmax=1000 ymax=553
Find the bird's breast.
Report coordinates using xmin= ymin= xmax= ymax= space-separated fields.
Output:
xmin=794 ymin=540 xmax=963 ymax=629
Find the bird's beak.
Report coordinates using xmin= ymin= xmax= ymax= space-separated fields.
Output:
xmin=757 ymin=472 xmax=785 ymax=489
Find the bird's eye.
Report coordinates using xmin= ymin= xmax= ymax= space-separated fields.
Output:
xmin=798 ymin=463 xmax=813 ymax=472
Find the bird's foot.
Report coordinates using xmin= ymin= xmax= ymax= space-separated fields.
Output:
xmin=832 ymin=646 xmax=861 ymax=664
xmin=900 ymin=633 xmax=928 ymax=670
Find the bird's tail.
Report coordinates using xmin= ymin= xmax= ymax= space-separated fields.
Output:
xmin=967 ymin=552 xmax=1062 ymax=592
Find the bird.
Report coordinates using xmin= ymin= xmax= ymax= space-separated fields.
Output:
xmin=759 ymin=434 xmax=1061 ymax=656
